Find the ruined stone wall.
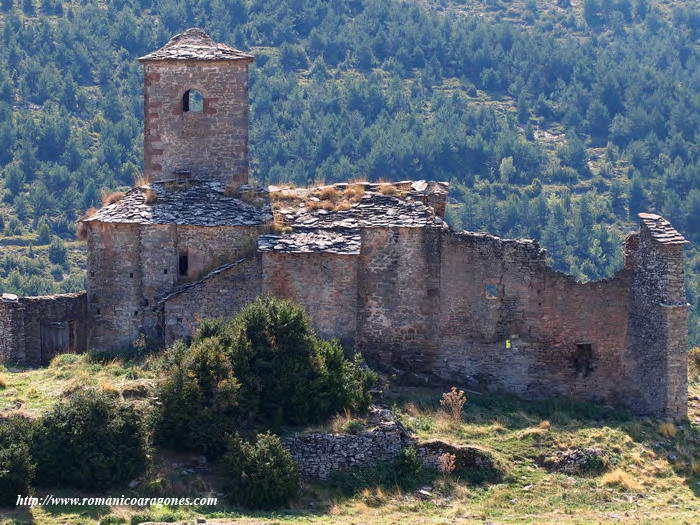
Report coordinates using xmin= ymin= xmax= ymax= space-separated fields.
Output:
xmin=261 ymin=251 xmax=358 ymax=346
xmin=0 ymin=292 xmax=86 ymax=366
xmin=626 ymin=227 xmax=689 ymax=418
xmin=143 ymin=61 xmax=250 ymax=186
xmin=434 ymin=231 xmax=631 ymax=405
xmin=356 ymin=227 xmax=442 ymax=371
xmin=0 ymin=296 xmax=24 ymax=363
xmin=161 ymin=256 xmax=262 ymax=345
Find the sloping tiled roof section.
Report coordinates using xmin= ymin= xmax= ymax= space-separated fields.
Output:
xmin=639 ymin=213 xmax=690 ymax=245
xmin=138 ymin=28 xmax=254 ymax=62
xmin=85 ymin=181 xmax=272 ymax=227
xmin=273 ymin=181 xmax=449 ymax=229
xmin=258 ymin=229 xmax=361 ymax=255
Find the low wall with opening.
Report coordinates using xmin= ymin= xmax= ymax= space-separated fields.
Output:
xmin=0 ymin=292 xmax=88 ymax=366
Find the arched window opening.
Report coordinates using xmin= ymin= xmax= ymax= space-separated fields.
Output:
xmin=183 ymin=89 xmax=204 ymax=113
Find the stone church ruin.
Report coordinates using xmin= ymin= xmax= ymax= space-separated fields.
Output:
xmin=0 ymin=28 xmax=691 ymax=419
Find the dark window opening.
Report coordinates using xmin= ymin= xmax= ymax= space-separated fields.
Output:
xmin=90 ymin=271 xmax=95 ymax=277
xmin=183 ymin=89 xmax=204 ymax=113
xmin=573 ymin=343 xmax=594 ymax=378
xmin=129 ymin=272 xmax=134 ymax=278
xmin=134 ymin=311 xmax=138 ymax=317
xmin=179 ymin=253 xmax=189 ymax=277
xmin=485 ymin=283 xmax=499 ymax=299
xmin=96 ymin=308 xmax=101 ymax=315
xmin=164 ymin=268 xmax=168 ymax=275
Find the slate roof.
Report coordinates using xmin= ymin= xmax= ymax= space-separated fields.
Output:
xmin=258 ymin=229 xmax=361 ymax=255
xmin=273 ymin=181 xmax=448 ymax=230
xmin=85 ymin=181 xmax=272 ymax=227
xmin=138 ymin=28 xmax=254 ymax=62
xmin=638 ymin=213 xmax=689 ymax=245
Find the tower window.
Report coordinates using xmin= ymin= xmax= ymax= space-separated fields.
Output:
xmin=179 ymin=252 xmax=189 ymax=277
xmin=183 ymin=89 xmax=204 ymax=113
xmin=485 ymin=283 xmax=500 ymax=299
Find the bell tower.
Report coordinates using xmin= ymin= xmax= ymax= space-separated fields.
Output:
xmin=138 ymin=28 xmax=254 ymax=187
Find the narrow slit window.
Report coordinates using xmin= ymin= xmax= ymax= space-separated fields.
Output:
xmin=179 ymin=253 xmax=189 ymax=277
xmin=183 ymin=89 xmax=204 ymax=113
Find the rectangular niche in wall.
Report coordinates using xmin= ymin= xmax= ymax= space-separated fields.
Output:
xmin=573 ymin=343 xmax=594 ymax=378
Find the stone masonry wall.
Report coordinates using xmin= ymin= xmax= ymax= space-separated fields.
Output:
xmin=261 ymin=251 xmax=358 ymax=347
xmin=356 ymin=227 xmax=442 ymax=371
xmin=0 ymin=292 xmax=87 ymax=366
xmin=161 ymin=256 xmax=262 ymax=345
xmin=282 ymin=407 xmax=413 ymax=480
xmin=143 ymin=61 xmax=250 ymax=187
xmin=626 ymin=226 xmax=689 ymax=418
xmin=0 ymin=295 xmax=24 ymax=363
xmin=87 ymin=221 xmax=263 ymax=350
xmin=434 ymin=230 xmax=631 ymax=405
xmin=86 ymin=222 xmax=143 ymax=351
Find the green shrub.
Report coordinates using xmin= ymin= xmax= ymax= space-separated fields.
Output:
xmin=221 ymin=432 xmax=299 ymax=510
xmin=154 ymin=297 xmax=376 ymax=456
xmin=212 ymin=296 xmax=375 ymax=426
xmin=31 ymin=389 xmax=148 ymax=490
xmin=152 ymin=338 xmax=240 ymax=457
xmin=0 ymin=415 xmax=35 ymax=507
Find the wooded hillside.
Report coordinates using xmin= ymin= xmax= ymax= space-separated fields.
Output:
xmin=0 ymin=0 xmax=698 ymax=342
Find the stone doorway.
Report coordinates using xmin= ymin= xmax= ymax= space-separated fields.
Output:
xmin=40 ymin=320 xmax=75 ymax=365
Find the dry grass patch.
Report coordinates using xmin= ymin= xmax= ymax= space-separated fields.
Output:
xmin=378 ymin=183 xmax=397 ymax=195
xmin=307 ymin=199 xmax=335 ymax=211
xmin=143 ymin=188 xmax=158 ymax=204
xmin=0 ymin=375 xmax=6 ymax=390
xmin=600 ymin=469 xmax=644 ymax=492
xmin=318 ymin=186 xmax=341 ymax=202
xmin=343 ymin=184 xmax=366 ymax=201
xmin=101 ymin=191 xmax=125 ymax=206
xmin=270 ymin=188 xmax=303 ymax=202
xmin=659 ymin=422 xmax=677 ymax=439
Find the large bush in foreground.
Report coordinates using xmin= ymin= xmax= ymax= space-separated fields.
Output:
xmin=0 ymin=415 xmax=35 ymax=507
xmin=222 ymin=432 xmax=299 ymax=510
xmin=154 ymin=297 xmax=375 ymax=455
xmin=206 ymin=296 xmax=375 ymax=425
xmin=152 ymin=339 xmax=241 ymax=457
xmin=31 ymin=389 xmax=148 ymax=490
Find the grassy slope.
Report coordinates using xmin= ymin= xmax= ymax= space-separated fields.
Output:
xmin=0 ymin=355 xmax=698 ymax=524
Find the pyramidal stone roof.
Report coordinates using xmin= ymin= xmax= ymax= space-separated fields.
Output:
xmin=138 ymin=28 xmax=254 ymax=62
xmin=84 ymin=181 xmax=272 ymax=227
xmin=639 ymin=213 xmax=689 ymax=245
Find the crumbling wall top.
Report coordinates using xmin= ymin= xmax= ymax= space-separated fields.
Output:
xmin=638 ymin=213 xmax=689 ymax=245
